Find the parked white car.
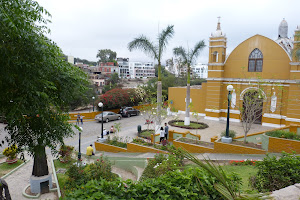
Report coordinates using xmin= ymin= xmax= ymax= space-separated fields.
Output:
xmin=95 ymin=111 xmax=122 ymax=123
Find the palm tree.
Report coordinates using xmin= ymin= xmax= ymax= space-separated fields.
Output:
xmin=128 ymin=25 xmax=174 ymax=125
xmin=173 ymin=41 xmax=205 ymax=125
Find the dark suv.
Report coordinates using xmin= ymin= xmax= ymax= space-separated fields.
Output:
xmin=119 ymin=107 xmax=140 ymax=117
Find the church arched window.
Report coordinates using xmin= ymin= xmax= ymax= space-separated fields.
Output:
xmin=248 ymin=48 xmax=263 ymax=72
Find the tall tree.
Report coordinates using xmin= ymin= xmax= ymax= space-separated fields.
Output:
xmin=96 ymin=49 xmax=117 ymax=63
xmin=173 ymin=41 xmax=205 ymax=125
xmin=128 ymin=25 xmax=174 ymax=125
xmin=0 ymin=0 xmax=90 ymax=178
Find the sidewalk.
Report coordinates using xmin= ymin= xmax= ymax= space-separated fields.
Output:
xmin=3 ymin=153 xmax=58 ymax=200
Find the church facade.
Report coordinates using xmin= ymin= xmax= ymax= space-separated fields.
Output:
xmin=169 ymin=19 xmax=300 ymax=127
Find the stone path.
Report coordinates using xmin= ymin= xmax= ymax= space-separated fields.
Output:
xmin=3 ymin=153 xmax=58 ymax=200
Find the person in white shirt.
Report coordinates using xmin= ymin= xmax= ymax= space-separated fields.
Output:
xmin=160 ymin=127 xmax=165 ymax=143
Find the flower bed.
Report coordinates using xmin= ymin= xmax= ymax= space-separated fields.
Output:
xmin=105 ymin=136 xmax=128 ymax=148
xmin=266 ymin=130 xmax=300 ymax=141
xmin=138 ymin=129 xmax=154 ymax=140
xmin=178 ymin=138 xmax=214 ymax=148
xmin=132 ymin=138 xmax=176 ymax=152
xmin=229 ymin=159 xmax=257 ymax=166
xmin=132 ymin=138 xmax=153 ymax=147
xmin=168 ymin=120 xmax=208 ymax=129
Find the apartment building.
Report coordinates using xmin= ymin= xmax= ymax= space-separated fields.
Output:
xmin=129 ymin=62 xmax=155 ymax=79
xmin=117 ymin=57 xmax=130 ymax=78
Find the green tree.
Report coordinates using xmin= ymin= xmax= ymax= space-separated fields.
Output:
xmin=96 ymin=49 xmax=117 ymax=63
xmin=128 ymin=25 xmax=174 ymax=125
xmin=0 ymin=0 xmax=90 ymax=178
xmin=173 ymin=41 xmax=205 ymax=125
xmin=109 ymin=72 xmax=120 ymax=85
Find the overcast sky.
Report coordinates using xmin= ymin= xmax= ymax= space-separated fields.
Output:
xmin=39 ymin=0 xmax=299 ymax=65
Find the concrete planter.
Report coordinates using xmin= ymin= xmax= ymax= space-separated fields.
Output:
xmin=263 ymin=134 xmax=300 ymax=153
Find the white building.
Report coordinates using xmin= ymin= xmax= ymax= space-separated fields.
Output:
xmin=192 ymin=63 xmax=208 ymax=78
xmin=67 ymin=55 xmax=74 ymax=64
xmin=117 ymin=57 xmax=130 ymax=78
xmin=129 ymin=62 xmax=155 ymax=79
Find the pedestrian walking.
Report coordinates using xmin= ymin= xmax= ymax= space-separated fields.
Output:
xmin=160 ymin=127 xmax=165 ymax=143
xmin=80 ymin=115 xmax=84 ymax=125
xmin=164 ymin=122 xmax=169 ymax=140
xmin=76 ymin=113 xmax=80 ymax=125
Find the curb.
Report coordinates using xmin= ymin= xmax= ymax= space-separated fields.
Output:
xmin=22 ymin=184 xmax=40 ymax=199
xmin=51 ymin=158 xmax=61 ymax=198
xmin=1 ymin=159 xmax=30 ymax=179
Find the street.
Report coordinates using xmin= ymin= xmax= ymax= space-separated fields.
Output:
xmin=64 ymin=115 xmax=146 ymax=153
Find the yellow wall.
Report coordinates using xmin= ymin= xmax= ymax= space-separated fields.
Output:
xmin=213 ymin=141 xmax=266 ymax=154
xmin=173 ymin=140 xmax=214 ymax=153
xmin=94 ymin=142 xmax=127 ymax=153
xmin=224 ymin=35 xmax=291 ymax=80
xmin=268 ymin=137 xmax=300 ymax=153
xmin=168 ymin=84 xmax=207 ymax=114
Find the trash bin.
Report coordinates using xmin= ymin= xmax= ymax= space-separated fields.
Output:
xmin=137 ymin=125 xmax=142 ymax=134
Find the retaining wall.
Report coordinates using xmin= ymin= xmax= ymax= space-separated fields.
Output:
xmin=173 ymin=140 xmax=214 ymax=153
xmin=94 ymin=142 xmax=168 ymax=154
xmin=213 ymin=140 xmax=266 ymax=154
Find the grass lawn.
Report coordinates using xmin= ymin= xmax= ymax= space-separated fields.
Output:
xmin=174 ymin=122 xmax=205 ymax=129
xmin=0 ymin=160 xmax=24 ymax=177
xmin=184 ymin=163 xmax=258 ymax=193
xmin=222 ymin=165 xmax=258 ymax=192
xmin=140 ymin=130 xmax=154 ymax=138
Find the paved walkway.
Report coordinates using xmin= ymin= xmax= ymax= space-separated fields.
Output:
xmin=2 ymin=152 xmax=57 ymax=200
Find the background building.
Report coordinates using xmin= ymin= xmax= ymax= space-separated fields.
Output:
xmin=129 ymin=62 xmax=155 ymax=79
xmin=192 ymin=63 xmax=208 ymax=78
xmin=118 ymin=57 xmax=130 ymax=78
xmin=97 ymin=62 xmax=118 ymax=75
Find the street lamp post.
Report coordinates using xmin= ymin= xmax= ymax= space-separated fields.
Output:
xmin=221 ymin=85 xmax=233 ymax=143
xmin=98 ymin=102 xmax=104 ymax=138
xmin=78 ymin=127 xmax=83 ymax=160
xmin=92 ymin=96 xmax=95 ymax=112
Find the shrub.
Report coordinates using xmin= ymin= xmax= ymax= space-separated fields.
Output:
xmin=3 ymin=144 xmax=18 ymax=160
xmin=63 ymin=167 xmax=239 ymax=200
xmin=106 ymin=135 xmax=128 ymax=148
xmin=58 ymin=145 xmax=74 ymax=163
xmin=141 ymin=150 xmax=184 ymax=181
xmin=132 ymin=138 xmax=152 ymax=146
xmin=250 ymin=153 xmax=300 ymax=192
xmin=99 ymin=88 xmax=144 ymax=110
xmin=266 ymin=130 xmax=300 ymax=141
xmin=138 ymin=129 xmax=154 ymax=140
xmin=221 ymin=130 xmax=237 ymax=138
xmin=64 ymin=155 xmax=118 ymax=192
xmin=85 ymin=155 xmax=118 ymax=181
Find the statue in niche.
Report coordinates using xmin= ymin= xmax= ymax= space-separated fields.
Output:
xmin=231 ymin=90 xmax=236 ymax=108
xmin=270 ymin=92 xmax=277 ymax=113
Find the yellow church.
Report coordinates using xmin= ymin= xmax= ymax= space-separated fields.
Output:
xmin=169 ymin=19 xmax=300 ymax=128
